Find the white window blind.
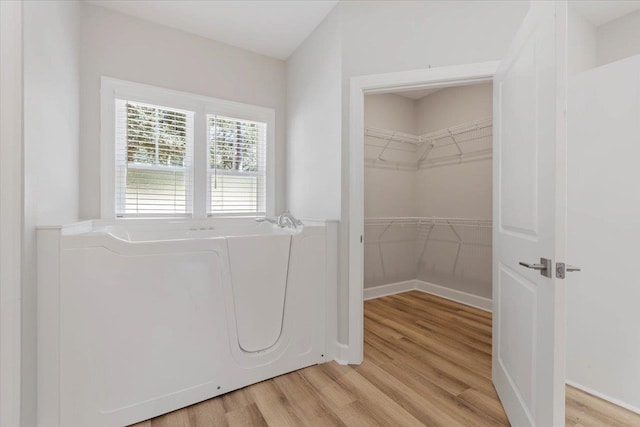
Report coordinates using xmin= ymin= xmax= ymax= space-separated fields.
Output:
xmin=207 ymin=115 xmax=267 ymax=215
xmin=115 ymin=99 xmax=194 ymax=217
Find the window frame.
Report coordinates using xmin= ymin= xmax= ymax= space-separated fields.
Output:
xmin=100 ymin=77 xmax=275 ymax=219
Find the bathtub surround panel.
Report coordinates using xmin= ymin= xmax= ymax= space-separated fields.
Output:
xmin=37 ymin=220 xmax=330 ymax=427
xmin=63 ymin=247 xmax=224 ymax=425
xmin=227 ymin=235 xmax=291 ymax=352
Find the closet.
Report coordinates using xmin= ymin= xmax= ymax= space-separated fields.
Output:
xmin=363 ymin=83 xmax=493 ymax=308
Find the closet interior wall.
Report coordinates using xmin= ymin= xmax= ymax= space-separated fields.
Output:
xmin=364 ymin=83 xmax=493 ymax=299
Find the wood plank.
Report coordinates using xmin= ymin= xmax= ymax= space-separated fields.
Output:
xmin=333 ymin=400 xmax=392 ymax=427
xmin=220 ymin=386 xmax=253 ymax=413
xmin=246 ymin=380 xmax=305 ymax=426
xmin=565 ymin=385 xmax=640 ymax=427
xmin=186 ymin=398 xmax=227 ymax=427
xmin=367 ymin=297 xmax=493 ymax=345
xmin=149 ymin=409 xmax=190 ymax=427
xmin=354 ymin=359 xmax=502 ymax=426
xmin=365 ymin=328 xmax=471 ymax=396
xmin=129 ymin=291 xmax=640 ymax=427
xmin=318 ymin=363 xmax=425 ymax=426
xmin=272 ymin=372 xmax=346 ymax=426
xmin=458 ymin=388 xmax=510 ymax=426
xmin=225 ymin=403 xmax=268 ymax=427
xmin=297 ymin=365 xmax=357 ymax=410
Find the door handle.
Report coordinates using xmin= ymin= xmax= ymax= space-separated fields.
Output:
xmin=519 ymin=261 xmax=545 ymax=270
xmin=556 ymin=262 xmax=581 ymax=278
xmin=519 ymin=258 xmax=552 ymax=278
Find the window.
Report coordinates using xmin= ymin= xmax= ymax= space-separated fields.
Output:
xmin=115 ymin=101 xmax=194 ymax=216
xmin=208 ymin=116 xmax=266 ymax=215
xmin=101 ymin=78 xmax=274 ymax=219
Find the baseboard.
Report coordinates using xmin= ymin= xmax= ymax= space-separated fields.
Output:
xmin=364 ymin=279 xmax=492 ymax=312
xmin=415 ymin=280 xmax=492 ymax=312
xmin=566 ymin=380 xmax=640 ymax=416
xmin=334 ymin=342 xmax=350 ymax=365
xmin=363 ymin=280 xmax=416 ymax=300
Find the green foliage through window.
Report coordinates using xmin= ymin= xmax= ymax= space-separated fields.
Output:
xmin=127 ymin=102 xmax=188 ymax=167
xmin=208 ymin=116 xmax=259 ymax=172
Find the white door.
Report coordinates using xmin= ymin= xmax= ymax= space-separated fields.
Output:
xmin=493 ymin=2 xmax=566 ymax=426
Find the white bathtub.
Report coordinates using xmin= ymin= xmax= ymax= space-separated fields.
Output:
xmin=37 ymin=219 xmax=334 ymax=427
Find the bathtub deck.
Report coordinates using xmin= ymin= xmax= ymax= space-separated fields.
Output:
xmin=132 ymin=291 xmax=640 ymax=426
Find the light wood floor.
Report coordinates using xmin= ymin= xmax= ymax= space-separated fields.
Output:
xmin=132 ymin=291 xmax=640 ymax=426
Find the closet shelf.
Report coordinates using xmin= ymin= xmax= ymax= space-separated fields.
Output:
xmin=365 ymin=216 xmax=492 ymax=228
xmin=365 ymin=127 xmax=421 ymax=146
xmin=364 ymin=118 xmax=493 ymax=169
xmin=364 ymin=216 xmax=492 ymax=283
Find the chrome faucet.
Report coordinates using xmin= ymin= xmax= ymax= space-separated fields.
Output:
xmin=256 ymin=211 xmax=303 ymax=228
xmin=277 ymin=211 xmax=303 ymax=228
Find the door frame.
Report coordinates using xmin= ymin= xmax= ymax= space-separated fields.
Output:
xmin=0 ymin=1 xmax=23 ymax=426
xmin=347 ymin=61 xmax=499 ymax=363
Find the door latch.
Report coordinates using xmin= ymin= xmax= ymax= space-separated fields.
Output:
xmin=556 ymin=262 xmax=581 ymax=279
xmin=519 ymin=258 xmax=553 ymax=278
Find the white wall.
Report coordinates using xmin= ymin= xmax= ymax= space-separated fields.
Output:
xmin=23 ymin=1 xmax=81 ymax=425
xmin=284 ymin=0 xmax=528 ymax=344
xmin=567 ymin=54 xmax=640 ymax=414
xmin=568 ymin=8 xmax=596 ymax=76
xmin=364 ymin=93 xmax=417 ymax=218
xmin=415 ymin=83 xmax=493 ymax=135
xmin=414 ymin=85 xmax=494 ymax=298
xmin=597 ymin=9 xmax=640 ymax=66
xmin=80 ymin=4 xmax=287 ymax=219
xmin=338 ymin=0 xmax=528 ymax=344
xmin=0 ymin=2 xmax=23 ymax=426
xmin=415 ymin=83 xmax=493 ymax=219
xmin=566 ymin=4 xmax=640 ymax=412
xmin=569 ymin=5 xmax=640 ymax=74
xmin=364 ymin=93 xmax=416 ymax=134
xmin=286 ymin=8 xmax=342 ymax=220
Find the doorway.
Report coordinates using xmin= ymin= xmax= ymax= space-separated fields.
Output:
xmin=362 ymin=82 xmax=493 ymax=308
xmin=347 ymin=61 xmax=498 ymax=365
xmin=348 ymin=1 xmax=640 ymax=423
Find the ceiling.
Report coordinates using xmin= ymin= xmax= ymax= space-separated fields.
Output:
xmin=571 ymin=0 xmax=640 ymax=26
xmin=86 ymin=0 xmax=339 ymax=60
